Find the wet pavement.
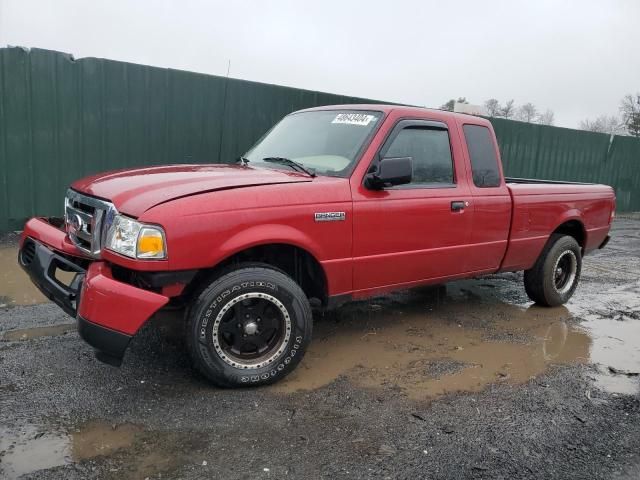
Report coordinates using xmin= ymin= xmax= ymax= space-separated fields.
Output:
xmin=0 ymin=216 xmax=639 ymax=479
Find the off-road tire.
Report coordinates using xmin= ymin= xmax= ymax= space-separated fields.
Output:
xmin=186 ymin=265 xmax=312 ymax=387
xmin=524 ymin=234 xmax=582 ymax=307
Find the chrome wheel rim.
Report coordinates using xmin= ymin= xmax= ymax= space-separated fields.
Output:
xmin=552 ymin=250 xmax=577 ymax=295
xmin=212 ymin=292 xmax=291 ymax=369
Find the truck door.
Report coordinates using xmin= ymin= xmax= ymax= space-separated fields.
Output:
xmin=459 ymin=123 xmax=511 ymax=271
xmin=351 ymin=119 xmax=474 ymax=292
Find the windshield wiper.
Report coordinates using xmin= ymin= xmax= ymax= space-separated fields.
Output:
xmin=236 ymin=156 xmax=250 ymax=166
xmin=262 ymin=157 xmax=316 ymax=177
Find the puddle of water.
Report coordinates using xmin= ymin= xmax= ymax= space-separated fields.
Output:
xmin=580 ymin=316 xmax=640 ymax=393
xmin=0 ymin=246 xmax=77 ymax=307
xmin=272 ymin=281 xmax=640 ymax=400
xmin=71 ymin=421 xmax=142 ymax=460
xmin=0 ymin=421 xmax=202 ymax=479
xmin=566 ymin=281 xmax=640 ymax=395
xmin=0 ymin=426 xmax=70 ymax=478
xmin=2 ymin=323 xmax=76 ymax=341
xmin=0 ymin=246 xmax=47 ymax=306
xmin=0 ymin=422 xmax=142 ymax=479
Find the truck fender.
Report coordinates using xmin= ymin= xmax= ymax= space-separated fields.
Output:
xmin=550 ymin=210 xmax=587 ymax=246
xmin=214 ymin=223 xmax=326 ymax=265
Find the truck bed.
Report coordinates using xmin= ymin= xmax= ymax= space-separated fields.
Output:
xmin=505 ymin=177 xmax=594 ymax=186
xmin=500 ymin=179 xmax=615 ymax=272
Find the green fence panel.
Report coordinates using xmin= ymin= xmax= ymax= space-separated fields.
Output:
xmin=0 ymin=47 xmax=381 ymax=231
xmin=1 ymin=47 xmax=639 ymax=232
xmin=489 ymin=118 xmax=613 ymax=181
xmin=607 ymin=135 xmax=640 ymax=211
xmin=489 ymin=117 xmax=639 ymax=211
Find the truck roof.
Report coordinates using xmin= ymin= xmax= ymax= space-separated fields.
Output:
xmin=297 ymin=103 xmax=489 ymax=125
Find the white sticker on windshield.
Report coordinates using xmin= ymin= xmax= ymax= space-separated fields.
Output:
xmin=332 ymin=113 xmax=377 ymax=126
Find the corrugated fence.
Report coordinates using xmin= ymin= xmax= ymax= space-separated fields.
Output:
xmin=1 ymin=47 xmax=639 ymax=231
xmin=491 ymin=118 xmax=639 ymax=211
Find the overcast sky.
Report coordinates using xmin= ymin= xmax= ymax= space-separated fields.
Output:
xmin=1 ymin=0 xmax=638 ymax=128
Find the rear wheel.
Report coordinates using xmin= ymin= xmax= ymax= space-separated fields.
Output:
xmin=186 ymin=265 xmax=312 ymax=387
xmin=524 ymin=234 xmax=582 ymax=307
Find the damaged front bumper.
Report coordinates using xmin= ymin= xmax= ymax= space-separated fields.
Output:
xmin=19 ymin=218 xmax=169 ymax=366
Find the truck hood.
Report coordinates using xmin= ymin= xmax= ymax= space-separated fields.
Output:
xmin=71 ymin=164 xmax=312 ymax=217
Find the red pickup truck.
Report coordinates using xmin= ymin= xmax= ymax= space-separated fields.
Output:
xmin=18 ymin=105 xmax=615 ymax=387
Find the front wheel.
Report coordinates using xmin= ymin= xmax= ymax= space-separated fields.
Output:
xmin=524 ymin=234 xmax=582 ymax=307
xmin=186 ymin=266 xmax=312 ymax=387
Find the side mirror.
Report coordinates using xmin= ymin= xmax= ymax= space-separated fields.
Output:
xmin=365 ymin=156 xmax=413 ymax=190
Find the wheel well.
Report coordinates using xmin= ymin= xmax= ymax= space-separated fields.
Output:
xmin=188 ymin=244 xmax=328 ymax=306
xmin=552 ymin=220 xmax=585 ymax=248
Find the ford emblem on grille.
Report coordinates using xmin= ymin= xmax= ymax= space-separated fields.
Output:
xmin=70 ymin=213 xmax=84 ymax=233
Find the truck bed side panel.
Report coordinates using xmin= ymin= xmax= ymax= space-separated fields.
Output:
xmin=500 ymin=184 xmax=615 ymax=272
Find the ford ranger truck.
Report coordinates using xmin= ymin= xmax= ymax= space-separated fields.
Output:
xmin=18 ymin=105 xmax=615 ymax=387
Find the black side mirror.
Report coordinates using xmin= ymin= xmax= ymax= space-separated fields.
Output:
xmin=365 ymin=156 xmax=413 ymax=190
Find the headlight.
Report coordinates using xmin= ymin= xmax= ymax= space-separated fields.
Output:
xmin=105 ymin=215 xmax=167 ymax=259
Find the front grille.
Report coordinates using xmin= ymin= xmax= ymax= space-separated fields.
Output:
xmin=65 ymin=189 xmax=117 ymax=258
xmin=69 ymin=199 xmax=96 ymax=215
xmin=21 ymin=239 xmax=36 ymax=265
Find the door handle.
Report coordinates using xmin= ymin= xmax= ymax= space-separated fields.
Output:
xmin=451 ymin=201 xmax=467 ymax=212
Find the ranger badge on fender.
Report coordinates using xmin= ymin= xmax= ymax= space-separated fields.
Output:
xmin=314 ymin=212 xmax=346 ymax=222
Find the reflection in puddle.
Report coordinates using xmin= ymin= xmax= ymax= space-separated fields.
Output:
xmin=3 ymin=323 xmax=76 ymax=341
xmin=0 ymin=246 xmax=47 ymax=306
xmin=0 ymin=426 xmax=69 ymax=478
xmin=0 ymin=422 xmax=141 ymax=479
xmin=570 ymin=281 xmax=640 ymax=395
xmin=581 ymin=319 xmax=640 ymax=395
xmin=0 ymin=421 xmax=204 ymax=479
xmin=272 ymin=281 xmax=640 ymax=399
xmin=0 ymin=246 xmax=76 ymax=307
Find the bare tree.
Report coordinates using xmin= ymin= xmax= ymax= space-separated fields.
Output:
xmin=516 ymin=103 xmax=538 ymax=123
xmin=440 ymin=99 xmax=455 ymax=111
xmin=537 ymin=109 xmax=555 ymax=126
xmin=500 ymin=100 xmax=516 ymax=119
xmin=440 ymin=97 xmax=468 ymax=112
xmin=484 ymin=98 xmax=502 ymax=117
xmin=579 ymin=115 xmax=626 ymax=135
xmin=620 ymin=93 xmax=640 ymax=137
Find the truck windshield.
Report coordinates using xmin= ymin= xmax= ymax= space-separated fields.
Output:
xmin=245 ymin=110 xmax=383 ymax=177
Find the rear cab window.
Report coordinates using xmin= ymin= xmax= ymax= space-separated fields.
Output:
xmin=463 ymin=125 xmax=501 ymax=188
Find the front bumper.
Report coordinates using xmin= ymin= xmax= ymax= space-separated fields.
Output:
xmin=18 ymin=234 xmax=86 ymax=316
xmin=19 ymin=218 xmax=169 ymax=365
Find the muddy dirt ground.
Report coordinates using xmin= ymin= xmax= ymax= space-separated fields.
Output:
xmin=1 ymin=216 xmax=639 ymax=479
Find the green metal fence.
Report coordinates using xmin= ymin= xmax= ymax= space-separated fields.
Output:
xmin=1 ymin=47 xmax=639 ymax=232
xmin=490 ymin=118 xmax=640 ymax=211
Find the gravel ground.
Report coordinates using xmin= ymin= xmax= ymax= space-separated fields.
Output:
xmin=1 ymin=216 xmax=639 ymax=479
